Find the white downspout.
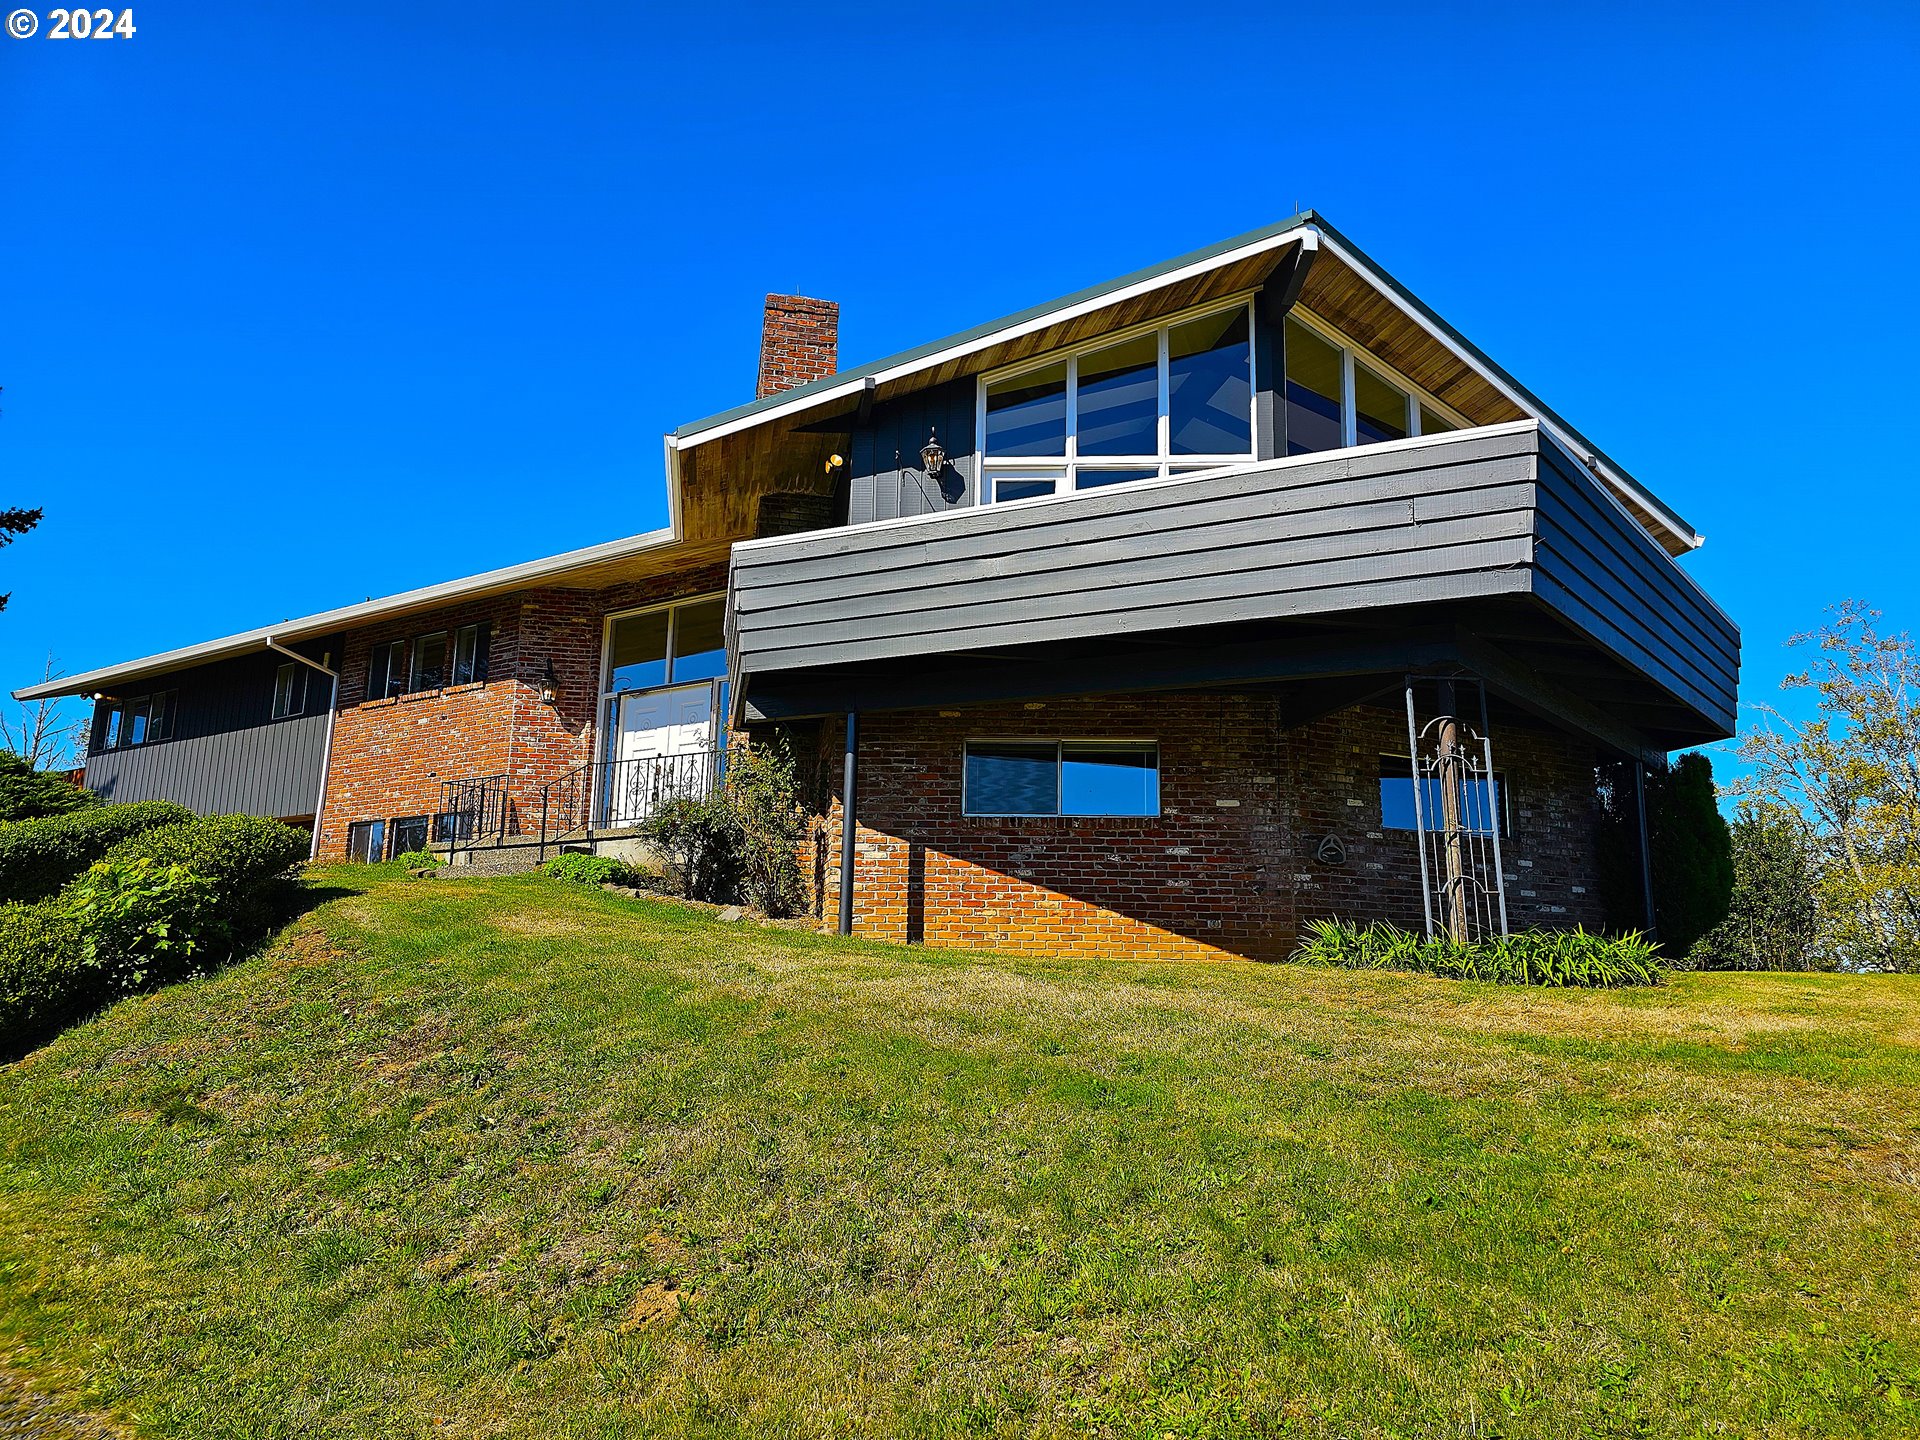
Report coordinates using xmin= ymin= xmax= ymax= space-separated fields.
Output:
xmin=268 ymin=638 xmax=341 ymax=862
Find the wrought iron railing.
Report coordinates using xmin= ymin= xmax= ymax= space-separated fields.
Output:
xmin=437 ymin=772 xmax=513 ymax=863
xmin=537 ymin=750 xmax=725 ymax=861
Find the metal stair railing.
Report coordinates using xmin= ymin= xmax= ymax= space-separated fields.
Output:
xmin=436 ymin=772 xmax=513 ymax=866
xmin=537 ymin=750 xmax=725 ymax=863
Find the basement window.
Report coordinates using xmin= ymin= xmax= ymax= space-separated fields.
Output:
xmin=1378 ymin=757 xmax=1507 ymax=837
xmin=345 ymin=819 xmax=385 ymax=863
xmin=389 ymin=815 xmax=430 ymax=856
xmin=963 ymin=740 xmax=1160 ymax=817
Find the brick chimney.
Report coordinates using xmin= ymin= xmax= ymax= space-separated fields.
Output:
xmin=756 ymin=294 xmax=839 ymax=399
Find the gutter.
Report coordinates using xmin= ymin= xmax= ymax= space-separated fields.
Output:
xmin=268 ymin=639 xmax=341 ymax=862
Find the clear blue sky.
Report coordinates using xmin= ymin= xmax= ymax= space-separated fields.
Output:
xmin=3 ymin=2 xmax=1916 ymax=762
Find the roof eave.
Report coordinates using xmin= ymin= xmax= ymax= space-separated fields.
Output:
xmin=14 ymin=525 xmax=681 ymax=703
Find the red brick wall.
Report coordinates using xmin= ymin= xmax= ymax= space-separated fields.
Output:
xmin=755 ymin=294 xmax=839 ymax=399
xmin=816 ymin=693 xmax=1605 ymax=963
xmin=314 ymin=563 xmax=728 ymax=858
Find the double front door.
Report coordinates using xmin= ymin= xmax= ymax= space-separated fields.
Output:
xmin=607 ymin=682 xmax=719 ymax=827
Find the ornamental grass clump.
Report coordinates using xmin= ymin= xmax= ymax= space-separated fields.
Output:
xmin=1293 ymin=918 xmax=1663 ymax=987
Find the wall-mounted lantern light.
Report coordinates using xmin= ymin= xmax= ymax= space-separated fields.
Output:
xmin=539 ymin=661 xmax=559 ymax=706
xmin=919 ymin=429 xmax=947 ymax=479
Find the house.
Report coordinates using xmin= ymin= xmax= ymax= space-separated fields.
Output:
xmin=17 ymin=212 xmax=1738 ymax=961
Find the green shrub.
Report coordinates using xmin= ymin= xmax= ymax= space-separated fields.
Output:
xmin=389 ymin=849 xmax=441 ymax=870
xmin=1294 ymin=919 xmax=1663 ymax=987
xmin=0 ymin=901 xmax=94 ymax=1047
xmin=638 ymin=738 xmax=811 ymax=915
xmin=543 ymin=852 xmax=640 ymax=886
xmin=0 ymin=752 xmax=97 ymax=823
xmin=63 ymin=858 xmax=226 ymax=993
xmin=106 ymin=814 xmax=308 ymax=894
xmin=0 ymin=800 xmax=194 ymax=903
xmin=1595 ymin=754 xmax=1734 ymax=951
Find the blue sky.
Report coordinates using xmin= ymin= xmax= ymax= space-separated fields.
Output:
xmin=2 ymin=2 xmax=1916 ymax=765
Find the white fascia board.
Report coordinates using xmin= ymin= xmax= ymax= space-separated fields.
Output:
xmin=16 ymin=525 xmax=680 ymax=702
xmin=1312 ymin=231 xmax=1702 ymax=554
xmin=672 ymin=227 xmax=1320 ymax=450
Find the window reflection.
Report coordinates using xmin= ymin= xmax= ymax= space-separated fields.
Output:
xmin=1354 ymin=362 xmax=1410 ymax=445
xmin=1284 ymin=318 xmax=1343 ymax=455
xmin=985 ymin=361 xmax=1068 ymax=458
xmin=1076 ymin=334 xmax=1159 ymax=456
xmin=1168 ymin=309 xmax=1251 ymax=454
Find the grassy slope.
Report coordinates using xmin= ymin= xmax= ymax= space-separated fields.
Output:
xmin=0 ymin=869 xmax=1914 ymax=1439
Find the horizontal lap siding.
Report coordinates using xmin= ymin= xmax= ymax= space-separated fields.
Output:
xmin=736 ymin=429 xmax=1542 ymax=671
xmin=1530 ymin=440 xmax=1739 ymax=733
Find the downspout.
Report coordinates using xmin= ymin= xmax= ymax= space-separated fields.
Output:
xmin=268 ymin=639 xmax=340 ymax=862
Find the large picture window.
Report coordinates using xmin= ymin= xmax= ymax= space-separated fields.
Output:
xmin=980 ymin=301 xmax=1253 ymax=502
xmin=365 ymin=624 xmax=488 ymax=702
xmin=963 ymin=740 xmax=1160 ymax=817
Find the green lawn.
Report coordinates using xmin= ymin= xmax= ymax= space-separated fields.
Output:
xmin=0 ymin=867 xmax=1915 ymax=1438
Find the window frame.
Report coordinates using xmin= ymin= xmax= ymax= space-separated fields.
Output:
xmin=1286 ymin=310 xmax=1472 ymax=451
xmin=345 ymin=819 xmax=386 ymax=863
xmin=101 ymin=690 xmax=177 ymax=749
xmin=1377 ymin=754 xmax=1510 ymax=838
xmin=961 ymin=737 xmax=1162 ymax=819
xmin=598 ymin=593 xmax=729 ymax=703
xmin=271 ymin=662 xmax=306 ymax=720
xmin=409 ymin=631 xmax=449 ymax=692
xmin=976 ymin=295 xmax=1259 ymax=504
xmin=450 ymin=624 xmax=482 ymax=686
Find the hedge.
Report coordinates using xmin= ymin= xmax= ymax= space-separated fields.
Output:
xmin=106 ymin=814 xmax=308 ymax=893
xmin=542 ymin=853 xmax=641 ymax=887
xmin=0 ymin=902 xmax=92 ymax=1045
xmin=0 ymin=801 xmax=194 ymax=904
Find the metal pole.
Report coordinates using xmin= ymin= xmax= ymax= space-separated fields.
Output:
xmin=1482 ymin=734 xmax=1510 ymax=937
xmin=837 ymin=711 xmax=858 ymax=937
xmin=1634 ymin=759 xmax=1658 ymax=937
xmin=1404 ymin=681 xmax=1436 ymax=940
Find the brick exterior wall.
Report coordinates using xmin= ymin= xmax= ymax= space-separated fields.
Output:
xmin=815 ymin=693 xmax=1606 ymax=963
xmin=755 ymin=294 xmax=839 ymax=399
xmin=314 ymin=562 xmax=727 ymax=859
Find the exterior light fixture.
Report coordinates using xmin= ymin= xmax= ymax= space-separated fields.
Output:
xmin=824 ymin=453 xmax=844 ymax=475
xmin=539 ymin=661 xmax=558 ymax=706
xmin=919 ymin=429 xmax=946 ymax=478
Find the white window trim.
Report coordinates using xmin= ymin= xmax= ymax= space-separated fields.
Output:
xmin=961 ymin=737 xmax=1162 ymax=818
xmin=597 ymin=591 xmax=729 ymax=701
xmin=1287 ymin=308 xmax=1473 ymax=445
xmin=976 ymin=294 xmax=1259 ymax=505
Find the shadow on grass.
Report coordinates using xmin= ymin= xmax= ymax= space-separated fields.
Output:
xmin=1 ymin=879 xmax=362 ymax=1066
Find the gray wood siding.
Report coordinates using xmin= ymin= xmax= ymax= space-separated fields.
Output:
xmin=730 ymin=422 xmax=1738 ymax=735
xmin=82 ymin=646 xmax=335 ymax=818
xmin=847 ymin=377 xmax=978 ymax=525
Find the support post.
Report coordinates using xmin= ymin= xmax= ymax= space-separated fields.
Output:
xmin=1634 ymin=759 xmax=1658 ymax=938
xmin=837 ymin=711 xmax=858 ymax=937
xmin=1436 ymin=679 xmax=1470 ymax=944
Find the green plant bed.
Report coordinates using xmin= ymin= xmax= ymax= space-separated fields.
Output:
xmin=1294 ymin=918 xmax=1664 ymax=986
xmin=541 ymin=852 xmax=640 ymax=886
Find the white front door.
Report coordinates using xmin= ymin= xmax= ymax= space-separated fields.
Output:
xmin=609 ymin=683 xmax=716 ymax=825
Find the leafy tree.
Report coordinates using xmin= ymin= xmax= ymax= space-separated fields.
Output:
xmin=0 ymin=507 xmax=41 ymax=615
xmin=1689 ymin=802 xmax=1824 ymax=971
xmin=0 ymin=751 xmax=96 ymax=823
xmin=1731 ymin=602 xmax=1920 ymax=972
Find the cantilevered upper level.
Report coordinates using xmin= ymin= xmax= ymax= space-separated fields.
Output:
xmin=727 ymin=422 xmax=1737 ymax=758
